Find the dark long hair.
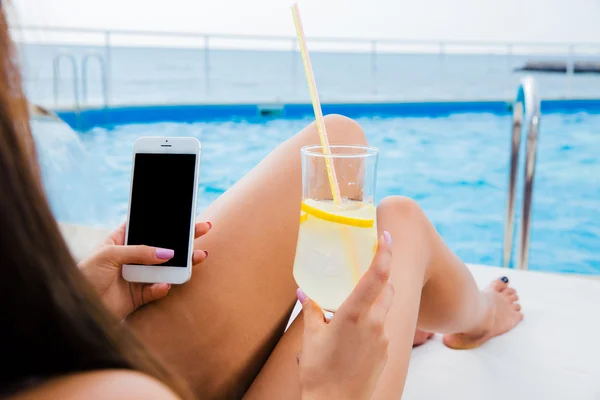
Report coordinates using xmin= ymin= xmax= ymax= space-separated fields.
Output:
xmin=0 ymin=7 xmax=193 ymax=399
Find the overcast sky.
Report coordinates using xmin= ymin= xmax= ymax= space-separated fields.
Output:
xmin=9 ymin=0 xmax=600 ymax=44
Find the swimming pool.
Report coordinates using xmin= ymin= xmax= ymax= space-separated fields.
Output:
xmin=33 ymin=110 xmax=600 ymax=275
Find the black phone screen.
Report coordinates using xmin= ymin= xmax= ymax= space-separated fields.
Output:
xmin=127 ymin=153 xmax=197 ymax=267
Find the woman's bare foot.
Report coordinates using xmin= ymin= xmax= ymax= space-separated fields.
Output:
xmin=442 ymin=277 xmax=523 ymax=350
xmin=413 ymin=329 xmax=434 ymax=347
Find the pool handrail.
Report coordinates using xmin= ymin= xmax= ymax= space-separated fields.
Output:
xmin=81 ymin=52 xmax=108 ymax=108
xmin=52 ymin=52 xmax=80 ymax=110
xmin=503 ymin=77 xmax=541 ymax=270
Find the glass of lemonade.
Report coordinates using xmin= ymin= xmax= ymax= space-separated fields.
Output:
xmin=293 ymin=144 xmax=379 ymax=312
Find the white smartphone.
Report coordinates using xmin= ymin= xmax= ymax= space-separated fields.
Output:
xmin=122 ymin=136 xmax=201 ymax=284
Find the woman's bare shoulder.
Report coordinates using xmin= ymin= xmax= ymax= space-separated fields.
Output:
xmin=10 ymin=370 xmax=180 ymax=400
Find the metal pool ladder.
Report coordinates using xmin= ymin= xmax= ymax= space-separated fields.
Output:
xmin=52 ymin=51 xmax=108 ymax=131
xmin=502 ymin=77 xmax=541 ymax=270
xmin=53 ymin=52 xmax=80 ymax=110
xmin=53 ymin=51 xmax=108 ymax=110
xmin=81 ymin=53 xmax=108 ymax=108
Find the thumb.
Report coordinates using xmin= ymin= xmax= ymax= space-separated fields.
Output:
xmin=338 ymin=232 xmax=392 ymax=317
xmin=298 ymin=288 xmax=325 ymax=333
xmin=141 ymin=283 xmax=171 ymax=306
xmin=104 ymin=245 xmax=174 ymax=266
xmin=127 ymin=282 xmax=172 ymax=317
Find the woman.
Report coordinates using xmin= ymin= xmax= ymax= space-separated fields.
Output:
xmin=0 ymin=7 xmax=522 ymax=400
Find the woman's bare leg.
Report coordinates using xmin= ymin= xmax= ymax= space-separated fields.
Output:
xmin=128 ymin=114 xmax=522 ymax=399
xmin=126 ymin=115 xmax=368 ymax=398
xmin=245 ymin=196 xmax=523 ymax=399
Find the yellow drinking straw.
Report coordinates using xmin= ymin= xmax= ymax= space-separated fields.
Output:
xmin=291 ymin=3 xmax=361 ymax=284
xmin=291 ymin=3 xmax=342 ymax=205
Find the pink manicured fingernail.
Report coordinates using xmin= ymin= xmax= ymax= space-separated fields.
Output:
xmin=383 ymin=231 xmax=392 ymax=245
xmin=207 ymin=221 xmax=213 ymax=230
xmin=296 ymin=288 xmax=308 ymax=304
xmin=155 ymin=248 xmax=174 ymax=259
xmin=166 ymin=284 xmax=172 ymax=291
xmin=204 ymin=250 xmax=209 ymax=258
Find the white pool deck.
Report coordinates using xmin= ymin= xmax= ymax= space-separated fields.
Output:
xmin=61 ymin=223 xmax=600 ymax=400
xmin=288 ymin=265 xmax=600 ymax=400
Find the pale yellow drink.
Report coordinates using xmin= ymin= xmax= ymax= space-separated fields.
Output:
xmin=294 ymin=199 xmax=378 ymax=312
xmin=294 ymin=144 xmax=379 ymax=311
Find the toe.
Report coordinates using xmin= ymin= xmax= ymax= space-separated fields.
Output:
xmin=509 ymin=294 xmax=519 ymax=302
xmin=503 ymin=287 xmax=516 ymax=295
xmin=513 ymin=303 xmax=522 ymax=312
xmin=413 ymin=330 xmax=434 ymax=347
xmin=488 ymin=277 xmax=509 ymax=292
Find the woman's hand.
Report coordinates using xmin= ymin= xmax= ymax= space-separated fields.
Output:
xmin=78 ymin=221 xmax=211 ymax=320
xmin=298 ymin=232 xmax=394 ymax=400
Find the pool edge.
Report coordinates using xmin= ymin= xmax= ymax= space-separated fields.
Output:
xmin=51 ymin=98 xmax=600 ymax=131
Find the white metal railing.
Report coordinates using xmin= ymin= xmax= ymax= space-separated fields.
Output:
xmin=13 ymin=25 xmax=600 ymax=107
xmin=15 ymin=25 xmax=600 ymax=47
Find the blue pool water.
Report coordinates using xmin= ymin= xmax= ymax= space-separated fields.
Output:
xmin=33 ymin=112 xmax=600 ymax=275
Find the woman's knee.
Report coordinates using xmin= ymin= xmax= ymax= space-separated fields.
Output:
xmin=378 ymin=196 xmax=423 ymax=220
xmin=377 ymin=196 xmax=434 ymax=272
xmin=300 ymin=114 xmax=367 ymax=146
xmin=325 ymin=114 xmax=367 ymax=145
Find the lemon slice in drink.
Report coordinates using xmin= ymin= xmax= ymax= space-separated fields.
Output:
xmin=300 ymin=211 xmax=308 ymax=224
xmin=301 ymin=199 xmax=375 ymax=228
